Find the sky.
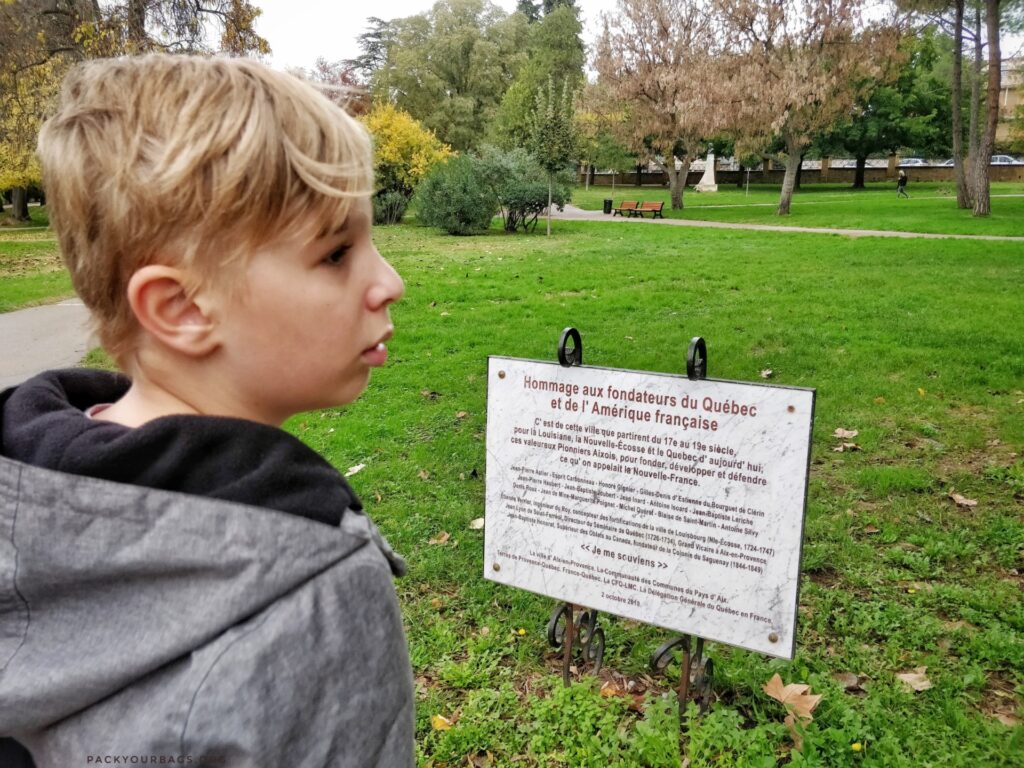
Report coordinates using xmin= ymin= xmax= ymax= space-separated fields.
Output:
xmin=252 ymin=0 xmax=619 ymax=74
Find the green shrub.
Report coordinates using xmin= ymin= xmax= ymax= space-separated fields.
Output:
xmin=502 ymin=179 xmax=567 ymax=232
xmin=416 ymin=155 xmax=497 ymax=235
xmin=474 ymin=145 xmax=571 ymax=233
xmin=372 ymin=190 xmax=409 ymax=226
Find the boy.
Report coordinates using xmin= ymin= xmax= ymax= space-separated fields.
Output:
xmin=0 ymin=55 xmax=412 ymax=766
xmin=897 ymin=169 xmax=909 ymax=198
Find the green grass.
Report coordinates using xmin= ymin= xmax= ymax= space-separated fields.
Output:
xmin=573 ymin=182 xmax=1024 ymax=237
xmin=68 ymin=215 xmax=1024 ymax=765
xmin=272 ymin=221 xmax=1021 ymax=766
xmin=0 ymin=231 xmax=73 ymax=312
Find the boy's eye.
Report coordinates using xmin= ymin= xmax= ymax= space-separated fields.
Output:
xmin=324 ymin=246 xmax=348 ymax=265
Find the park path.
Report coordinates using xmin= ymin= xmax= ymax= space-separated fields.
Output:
xmin=552 ymin=204 xmax=1024 ymax=241
xmin=0 ymin=299 xmax=93 ymax=389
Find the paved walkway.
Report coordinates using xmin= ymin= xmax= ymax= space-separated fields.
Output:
xmin=0 ymin=299 xmax=93 ymax=389
xmin=553 ymin=205 xmax=1024 ymax=241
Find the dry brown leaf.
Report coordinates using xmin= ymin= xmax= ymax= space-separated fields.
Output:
xmin=948 ymin=491 xmax=977 ymax=508
xmin=863 ymin=524 xmax=880 ymax=534
xmin=760 ymin=369 xmax=774 ymax=379
xmin=874 ymin=396 xmax=886 ymax=405
xmin=467 ymin=751 xmax=494 ymax=768
xmin=418 ymin=469 xmax=430 ymax=480
xmin=456 ymin=411 xmax=469 ymax=419
xmin=832 ymin=443 xmax=861 ymax=453
xmin=784 ymin=713 xmax=805 ymax=751
xmin=479 ymin=626 xmax=490 ymax=636
xmin=468 ymin=517 xmax=485 ymax=530
xmin=600 ymin=680 xmax=625 ymax=698
xmin=430 ymin=597 xmax=442 ymax=609
xmin=833 ymin=428 xmax=859 ymax=439
xmin=832 ymin=672 xmax=863 ymax=692
xmin=895 ymin=667 xmax=932 ymax=692
xmin=763 ymin=673 xmax=823 ymax=721
xmin=344 ymin=463 xmax=365 ymax=477
xmin=994 ymin=713 xmax=1022 ymax=727
xmin=430 ymin=714 xmax=453 ymax=731
xmin=428 ymin=531 xmax=451 ymax=546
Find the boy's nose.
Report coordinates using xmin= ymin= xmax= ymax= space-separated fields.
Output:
xmin=367 ymin=251 xmax=404 ymax=309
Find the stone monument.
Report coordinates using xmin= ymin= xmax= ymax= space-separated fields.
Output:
xmin=694 ymin=150 xmax=718 ymax=193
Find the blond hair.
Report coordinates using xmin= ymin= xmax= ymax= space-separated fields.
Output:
xmin=38 ymin=54 xmax=372 ymax=362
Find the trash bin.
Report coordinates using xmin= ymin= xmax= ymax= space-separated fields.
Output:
xmin=603 ymin=199 xmax=613 ymax=214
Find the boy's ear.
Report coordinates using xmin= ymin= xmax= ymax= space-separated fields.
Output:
xmin=126 ymin=265 xmax=219 ymax=357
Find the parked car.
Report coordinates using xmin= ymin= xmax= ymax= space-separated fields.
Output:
xmin=938 ymin=158 xmax=955 ymax=166
xmin=990 ymin=155 xmax=1020 ymax=165
xmin=898 ymin=157 xmax=928 ymax=167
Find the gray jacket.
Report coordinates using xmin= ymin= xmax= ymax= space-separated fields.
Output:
xmin=0 ymin=454 xmax=414 ymax=767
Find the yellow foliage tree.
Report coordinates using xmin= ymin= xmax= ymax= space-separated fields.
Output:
xmin=361 ymin=103 xmax=452 ymax=197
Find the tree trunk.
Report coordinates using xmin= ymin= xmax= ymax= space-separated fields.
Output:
xmin=635 ymin=162 xmax=642 ymax=187
xmin=736 ymin=164 xmax=744 ymax=188
xmin=795 ymin=153 xmax=805 ymax=190
xmin=963 ymin=6 xmax=983 ymax=207
xmin=777 ymin=135 xmax=802 ymax=215
xmin=973 ymin=0 xmax=1001 ymax=217
xmin=583 ymin=162 xmax=589 ymax=191
xmin=952 ymin=0 xmax=969 ymax=208
xmin=588 ymin=164 xmax=595 ymax=188
xmin=853 ymin=156 xmax=867 ymax=189
xmin=657 ymin=156 xmax=688 ymax=210
xmin=127 ymin=0 xmax=147 ymax=50
xmin=546 ymin=178 xmax=553 ymax=236
xmin=10 ymin=188 xmax=30 ymax=221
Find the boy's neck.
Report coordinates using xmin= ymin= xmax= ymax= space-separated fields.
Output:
xmin=92 ymin=373 xmax=205 ymax=428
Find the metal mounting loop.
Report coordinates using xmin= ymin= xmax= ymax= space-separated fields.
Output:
xmin=558 ymin=327 xmax=583 ymax=367
xmin=686 ymin=336 xmax=707 ymax=380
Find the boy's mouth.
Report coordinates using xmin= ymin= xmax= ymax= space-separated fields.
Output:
xmin=362 ymin=327 xmax=393 ymax=366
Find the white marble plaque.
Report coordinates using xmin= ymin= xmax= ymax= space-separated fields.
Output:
xmin=484 ymin=357 xmax=815 ymax=659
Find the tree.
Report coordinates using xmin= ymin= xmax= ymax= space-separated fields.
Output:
xmin=719 ymin=0 xmax=901 ymax=215
xmin=596 ymin=0 xmax=722 ymax=210
xmin=361 ymin=103 xmax=453 ymax=198
xmin=490 ymin=4 xmax=585 ymax=149
xmin=307 ymin=57 xmax=370 ymax=116
xmin=972 ymin=0 xmax=1001 ymax=215
xmin=823 ymin=31 xmax=950 ymax=188
xmin=365 ymin=0 xmax=529 ymax=151
xmin=530 ymin=77 xmax=576 ymax=235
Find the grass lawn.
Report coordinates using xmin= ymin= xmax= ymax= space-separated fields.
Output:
xmin=572 ymin=182 xmax=1024 ymax=237
xmin=26 ymin=210 xmax=1024 ymax=765
xmin=0 ymin=230 xmax=73 ymax=312
xmin=287 ymin=221 xmax=1021 ymax=766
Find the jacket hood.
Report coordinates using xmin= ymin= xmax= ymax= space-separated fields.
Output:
xmin=0 ymin=370 xmax=405 ymax=735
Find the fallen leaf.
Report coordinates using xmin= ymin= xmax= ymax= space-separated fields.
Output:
xmin=895 ymin=667 xmax=932 ymax=692
xmin=832 ymin=443 xmax=861 ymax=453
xmin=918 ymin=387 xmax=926 ymax=397
xmin=863 ymin=524 xmax=880 ymax=534
xmin=469 ymin=517 xmax=485 ymax=530
xmin=418 ymin=469 xmax=430 ymax=480
xmin=833 ymin=428 xmax=859 ymax=439
xmin=994 ymin=713 xmax=1022 ymax=727
xmin=467 ymin=752 xmax=494 ymax=768
xmin=874 ymin=396 xmax=886 ymax=405
xmin=440 ymin=311 xmax=450 ymax=316
xmin=456 ymin=411 xmax=469 ymax=419
xmin=832 ymin=672 xmax=864 ymax=692
xmin=479 ymin=626 xmax=490 ymax=636
xmin=421 ymin=390 xmax=440 ymax=399
xmin=763 ymin=673 xmax=823 ymax=721
xmin=375 ymin=492 xmax=382 ymax=503
xmin=430 ymin=714 xmax=453 ymax=731
xmin=344 ymin=463 xmax=365 ymax=477
xmin=428 ymin=531 xmax=451 ymax=545
xmin=430 ymin=597 xmax=442 ymax=609
xmin=600 ymin=680 xmax=625 ymax=697
xmin=948 ymin=491 xmax=977 ymax=508
xmin=760 ymin=369 xmax=773 ymax=379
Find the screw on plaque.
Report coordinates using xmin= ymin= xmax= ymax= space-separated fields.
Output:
xmin=558 ymin=327 xmax=583 ymax=367
xmin=687 ymin=336 xmax=707 ymax=380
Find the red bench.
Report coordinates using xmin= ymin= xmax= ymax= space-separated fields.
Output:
xmin=613 ymin=200 xmax=640 ymax=216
